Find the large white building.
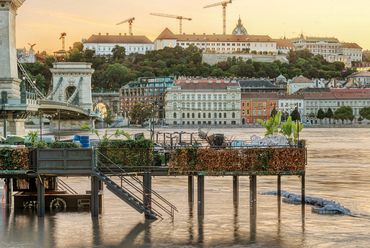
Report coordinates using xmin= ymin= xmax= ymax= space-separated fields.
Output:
xmin=155 ymin=18 xmax=277 ymax=54
xmin=83 ymin=33 xmax=154 ymax=55
xmin=165 ymin=79 xmax=241 ymax=125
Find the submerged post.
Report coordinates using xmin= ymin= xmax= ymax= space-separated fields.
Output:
xmin=277 ymin=175 xmax=281 ymax=200
xmin=37 ymin=176 xmax=45 ymax=217
xmin=91 ymin=176 xmax=99 ymax=217
xmin=197 ymin=175 xmax=204 ymax=216
xmin=301 ymin=174 xmax=305 ymax=218
xmin=233 ymin=176 xmax=239 ymax=205
xmin=143 ymin=172 xmax=152 ymax=219
xmin=5 ymin=178 xmax=13 ymax=205
xmin=188 ymin=176 xmax=194 ymax=203
xmin=250 ymin=175 xmax=257 ymax=241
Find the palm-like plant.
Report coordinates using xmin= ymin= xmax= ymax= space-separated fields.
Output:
xmin=26 ymin=131 xmax=39 ymax=147
xmin=257 ymin=111 xmax=281 ymax=136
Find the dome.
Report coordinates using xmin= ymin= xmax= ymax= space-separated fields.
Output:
xmin=276 ymin=74 xmax=287 ymax=83
xmin=232 ymin=17 xmax=248 ymax=35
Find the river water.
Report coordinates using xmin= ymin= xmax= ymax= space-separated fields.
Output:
xmin=1 ymin=128 xmax=370 ymax=247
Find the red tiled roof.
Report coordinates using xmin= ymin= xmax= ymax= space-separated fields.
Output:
xmin=273 ymin=39 xmax=296 ymax=49
xmin=85 ymin=34 xmax=153 ymax=44
xmin=331 ymin=89 xmax=370 ymax=93
xmin=278 ymin=95 xmax=304 ymax=99
xmin=301 ymin=92 xmax=336 ymax=98
xmin=291 ymin=75 xmax=313 ymax=83
xmin=241 ymin=93 xmax=278 ymax=99
xmin=347 ymin=72 xmax=370 ymax=78
xmin=341 ymin=42 xmax=362 ymax=49
xmin=175 ymin=79 xmax=239 ymax=90
xmin=155 ymin=28 xmax=273 ymax=42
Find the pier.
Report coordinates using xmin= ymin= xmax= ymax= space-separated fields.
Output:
xmin=0 ymin=141 xmax=307 ymax=221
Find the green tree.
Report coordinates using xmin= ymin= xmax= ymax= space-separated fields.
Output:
xmin=73 ymin=42 xmax=84 ymax=52
xmin=44 ymin=56 xmax=55 ymax=67
xmin=326 ymin=108 xmax=334 ymax=124
xmin=105 ymin=63 xmax=129 ymax=90
xmin=316 ymin=108 xmax=326 ymax=124
xmin=271 ymin=106 xmax=277 ymax=118
xmin=334 ymin=106 xmax=354 ymax=124
xmin=290 ymin=107 xmax=301 ymax=122
xmin=359 ymin=106 xmax=370 ymax=121
xmin=129 ymin=102 xmax=154 ymax=127
xmin=104 ymin=109 xmax=115 ymax=126
xmin=67 ymin=48 xmax=83 ymax=62
xmin=112 ymin=45 xmax=126 ymax=61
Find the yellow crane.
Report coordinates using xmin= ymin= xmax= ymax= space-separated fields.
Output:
xmin=150 ymin=13 xmax=192 ymax=34
xmin=116 ymin=17 xmax=135 ymax=35
xmin=204 ymin=0 xmax=233 ymax=35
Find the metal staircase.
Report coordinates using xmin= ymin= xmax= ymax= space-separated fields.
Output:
xmin=93 ymin=148 xmax=178 ymax=220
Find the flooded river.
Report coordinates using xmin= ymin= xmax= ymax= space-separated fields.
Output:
xmin=1 ymin=127 xmax=370 ymax=247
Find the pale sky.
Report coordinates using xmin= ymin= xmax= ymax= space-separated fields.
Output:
xmin=16 ymin=0 xmax=370 ymax=53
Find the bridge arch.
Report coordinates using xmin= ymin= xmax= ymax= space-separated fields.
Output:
xmin=93 ymin=102 xmax=108 ymax=117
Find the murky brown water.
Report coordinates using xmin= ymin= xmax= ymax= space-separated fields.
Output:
xmin=1 ymin=128 xmax=370 ymax=247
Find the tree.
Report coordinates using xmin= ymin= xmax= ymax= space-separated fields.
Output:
xmin=44 ymin=56 xmax=55 ymax=67
xmin=104 ymin=109 xmax=115 ymax=126
xmin=129 ymin=102 xmax=154 ymax=127
xmin=334 ymin=106 xmax=354 ymax=124
xmin=105 ymin=63 xmax=129 ymax=90
xmin=316 ymin=108 xmax=326 ymax=124
xmin=271 ymin=106 xmax=277 ymax=118
xmin=73 ymin=42 xmax=84 ymax=52
xmin=290 ymin=107 xmax=301 ymax=122
xmin=359 ymin=106 xmax=370 ymax=121
xmin=281 ymin=111 xmax=289 ymax=122
xmin=67 ymin=48 xmax=83 ymax=62
xmin=326 ymin=108 xmax=334 ymax=124
xmin=112 ymin=45 xmax=126 ymax=61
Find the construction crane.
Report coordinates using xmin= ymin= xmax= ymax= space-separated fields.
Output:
xmin=150 ymin=13 xmax=192 ymax=34
xmin=204 ymin=0 xmax=233 ymax=35
xmin=116 ymin=17 xmax=135 ymax=35
xmin=28 ymin=43 xmax=36 ymax=50
xmin=59 ymin=32 xmax=67 ymax=50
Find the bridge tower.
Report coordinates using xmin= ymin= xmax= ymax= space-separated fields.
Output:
xmin=49 ymin=62 xmax=95 ymax=111
xmin=0 ymin=0 xmax=26 ymax=98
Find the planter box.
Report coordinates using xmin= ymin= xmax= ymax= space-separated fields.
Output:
xmin=37 ymin=148 xmax=93 ymax=175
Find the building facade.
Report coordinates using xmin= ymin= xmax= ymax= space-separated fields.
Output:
xmin=241 ymin=93 xmax=278 ymax=124
xmin=165 ymin=79 xmax=241 ymax=125
xmin=154 ymin=27 xmax=277 ymax=54
xmin=346 ymin=72 xmax=370 ymax=87
xmin=120 ymin=76 xmax=175 ymax=122
xmin=278 ymin=95 xmax=304 ymax=121
xmin=83 ymin=33 xmax=154 ymax=55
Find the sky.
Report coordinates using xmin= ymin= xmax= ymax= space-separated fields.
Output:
xmin=16 ymin=0 xmax=370 ymax=53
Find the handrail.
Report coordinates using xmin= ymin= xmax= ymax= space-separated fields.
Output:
xmin=94 ymin=148 xmax=177 ymax=217
xmin=46 ymin=77 xmax=63 ymax=100
xmin=58 ymin=178 xmax=78 ymax=195
xmin=17 ymin=59 xmax=45 ymax=99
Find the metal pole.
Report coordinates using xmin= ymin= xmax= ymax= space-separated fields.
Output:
xmin=277 ymin=175 xmax=281 ymax=200
xmin=37 ymin=176 xmax=45 ymax=217
xmin=3 ymin=118 xmax=6 ymax=139
xmin=91 ymin=176 xmax=99 ymax=217
xmin=188 ymin=176 xmax=194 ymax=203
xmin=39 ymin=111 xmax=42 ymax=141
xmin=197 ymin=175 xmax=204 ymax=216
xmin=5 ymin=178 xmax=13 ymax=205
xmin=58 ymin=109 xmax=60 ymax=141
xmin=143 ymin=172 xmax=152 ymax=219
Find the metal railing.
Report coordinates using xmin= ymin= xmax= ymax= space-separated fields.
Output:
xmin=17 ymin=60 xmax=45 ymax=99
xmin=57 ymin=178 xmax=78 ymax=195
xmin=94 ymin=148 xmax=178 ymax=218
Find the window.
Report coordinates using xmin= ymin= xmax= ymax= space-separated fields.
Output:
xmin=174 ymin=113 xmax=177 ymax=118
xmin=242 ymin=102 xmax=245 ymax=107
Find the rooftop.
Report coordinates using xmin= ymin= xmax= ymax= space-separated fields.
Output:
xmin=239 ymin=79 xmax=278 ymax=88
xmin=85 ymin=34 xmax=153 ymax=44
xmin=175 ymin=79 xmax=239 ymax=90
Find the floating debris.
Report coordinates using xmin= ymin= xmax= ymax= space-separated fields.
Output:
xmin=261 ymin=190 xmax=350 ymax=215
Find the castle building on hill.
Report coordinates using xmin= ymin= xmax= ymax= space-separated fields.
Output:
xmin=83 ymin=33 xmax=154 ymax=55
xmin=154 ymin=18 xmax=278 ymax=55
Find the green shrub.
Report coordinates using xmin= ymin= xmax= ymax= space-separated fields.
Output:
xmin=48 ymin=142 xmax=82 ymax=148
xmin=34 ymin=141 xmax=48 ymax=149
xmin=0 ymin=148 xmax=29 ymax=170
xmin=25 ymin=121 xmax=35 ymax=125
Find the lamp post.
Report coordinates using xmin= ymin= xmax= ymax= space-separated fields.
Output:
xmin=178 ymin=107 xmax=182 ymax=125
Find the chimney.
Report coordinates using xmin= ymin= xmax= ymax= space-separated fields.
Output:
xmin=124 ymin=33 xmax=127 ymax=36
xmin=98 ymin=33 xmax=101 ymax=35
xmin=119 ymin=33 xmax=121 ymax=36
xmin=106 ymin=33 xmax=108 ymax=35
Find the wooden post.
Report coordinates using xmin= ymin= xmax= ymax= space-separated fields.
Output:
xmin=170 ymin=134 xmax=173 ymax=147
xmin=143 ymin=172 xmax=152 ymax=219
xmin=91 ymin=176 xmax=99 ymax=217
xmin=197 ymin=175 xmax=204 ymax=216
xmin=277 ymin=175 xmax=281 ymax=201
xmin=250 ymin=175 xmax=257 ymax=242
xmin=37 ymin=176 xmax=45 ymax=217
xmin=5 ymin=178 xmax=13 ymax=205
xmin=301 ymin=174 xmax=305 ymax=218
xmin=233 ymin=176 xmax=239 ymax=205
xmin=190 ymin=133 xmax=193 ymax=145
xmin=188 ymin=176 xmax=194 ymax=203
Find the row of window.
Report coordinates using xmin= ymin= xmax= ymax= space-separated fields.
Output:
xmin=173 ymin=93 xmax=236 ymax=101
xmin=242 ymin=102 xmax=277 ymax=107
xmin=179 ymin=42 xmax=275 ymax=47
xmin=173 ymin=112 xmax=237 ymax=119
xmin=172 ymin=102 xmax=237 ymax=111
